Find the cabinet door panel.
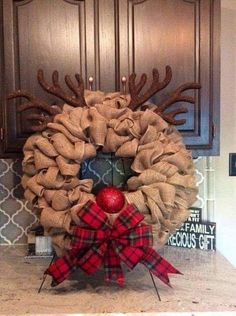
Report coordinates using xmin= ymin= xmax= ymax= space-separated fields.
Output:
xmin=118 ymin=0 xmax=220 ymax=155
xmin=1 ymin=0 xmax=87 ymax=153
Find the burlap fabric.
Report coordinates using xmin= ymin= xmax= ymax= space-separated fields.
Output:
xmin=22 ymin=90 xmax=197 ymax=255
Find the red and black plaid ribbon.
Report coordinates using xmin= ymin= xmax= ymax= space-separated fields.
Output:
xmin=46 ymin=201 xmax=181 ymax=286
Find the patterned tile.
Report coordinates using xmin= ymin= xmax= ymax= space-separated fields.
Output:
xmin=0 ymin=168 xmax=21 ymax=190
xmin=1 ymin=198 xmax=23 ymax=216
xmin=0 ymin=159 xmax=9 ymax=174
xmin=80 ymin=154 xmax=135 ymax=194
xmin=1 ymin=221 xmax=24 ymax=244
xmin=13 ymin=208 xmax=36 ymax=230
xmin=0 ymin=184 xmax=9 ymax=200
xmin=0 ymin=156 xmax=211 ymax=245
xmin=0 ymin=159 xmax=37 ymax=244
xmin=0 ymin=210 xmax=9 ymax=227
xmin=193 ymin=157 xmax=205 ymax=210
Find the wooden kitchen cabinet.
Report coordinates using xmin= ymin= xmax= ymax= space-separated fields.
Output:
xmin=0 ymin=0 xmax=220 ymax=157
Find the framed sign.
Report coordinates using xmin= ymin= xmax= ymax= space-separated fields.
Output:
xmin=168 ymin=208 xmax=216 ymax=251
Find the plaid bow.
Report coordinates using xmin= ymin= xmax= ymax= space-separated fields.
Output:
xmin=46 ymin=201 xmax=181 ymax=286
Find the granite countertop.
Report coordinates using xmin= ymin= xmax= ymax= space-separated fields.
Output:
xmin=0 ymin=245 xmax=236 ymax=315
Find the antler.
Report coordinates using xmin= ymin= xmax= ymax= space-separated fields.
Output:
xmin=37 ymin=69 xmax=87 ymax=107
xmin=7 ymin=90 xmax=61 ymax=132
xmin=128 ymin=65 xmax=201 ymax=125
xmin=7 ymin=90 xmax=60 ymax=115
xmin=8 ymin=69 xmax=88 ymax=132
xmin=154 ymin=82 xmax=201 ymax=125
xmin=128 ymin=66 xmax=172 ymax=110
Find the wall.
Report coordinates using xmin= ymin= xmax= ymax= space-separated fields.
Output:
xmin=214 ymin=0 xmax=236 ymax=267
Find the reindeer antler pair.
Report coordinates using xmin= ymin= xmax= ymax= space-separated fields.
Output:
xmin=8 ymin=70 xmax=87 ymax=131
xmin=128 ymin=66 xmax=201 ymax=125
xmin=8 ymin=66 xmax=200 ymax=131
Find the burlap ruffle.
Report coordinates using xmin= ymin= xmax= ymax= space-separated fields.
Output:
xmin=22 ymin=89 xmax=197 ymax=253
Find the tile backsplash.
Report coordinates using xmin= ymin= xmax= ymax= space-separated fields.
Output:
xmin=0 ymin=159 xmax=37 ymax=244
xmin=0 ymin=157 xmax=209 ymax=245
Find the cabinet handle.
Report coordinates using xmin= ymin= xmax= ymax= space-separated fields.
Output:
xmin=0 ymin=127 xmax=4 ymax=141
xmin=121 ymin=76 xmax=127 ymax=94
xmin=88 ymin=76 xmax=94 ymax=91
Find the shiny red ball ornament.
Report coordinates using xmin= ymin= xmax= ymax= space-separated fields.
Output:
xmin=96 ymin=186 xmax=125 ymax=213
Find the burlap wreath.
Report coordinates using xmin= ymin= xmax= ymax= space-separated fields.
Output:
xmin=21 ymin=90 xmax=197 ymax=255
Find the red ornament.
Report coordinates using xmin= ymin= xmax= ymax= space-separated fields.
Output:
xmin=96 ymin=186 xmax=125 ymax=213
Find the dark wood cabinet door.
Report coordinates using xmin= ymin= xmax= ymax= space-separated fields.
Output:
xmin=0 ymin=0 xmax=89 ymax=155
xmin=117 ymin=0 xmax=220 ymax=156
xmin=0 ymin=0 xmax=220 ymax=157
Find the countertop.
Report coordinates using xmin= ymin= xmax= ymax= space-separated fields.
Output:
xmin=0 ymin=245 xmax=236 ymax=315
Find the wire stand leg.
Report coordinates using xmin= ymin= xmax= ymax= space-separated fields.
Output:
xmin=38 ymin=254 xmax=55 ymax=294
xmin=149 ymin=271 xmax=161 ymax=301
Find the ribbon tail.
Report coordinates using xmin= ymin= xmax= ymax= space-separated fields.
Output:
xmin=141 ymin=248 xmax=181 ymax=287
xmin=104 ymin=245 xmax=124 ymax=285
xmin=45 ymin=248 xmax=81 ymax=287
